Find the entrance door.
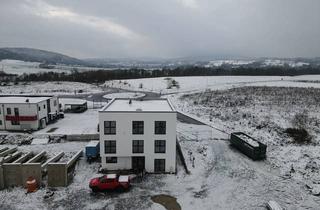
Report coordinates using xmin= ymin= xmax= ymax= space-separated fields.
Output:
xmin=132 ymin=157 xmax=145 ymax=171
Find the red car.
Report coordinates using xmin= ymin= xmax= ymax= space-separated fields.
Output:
xmin=89 ymin=174 xmax=130 ymax=192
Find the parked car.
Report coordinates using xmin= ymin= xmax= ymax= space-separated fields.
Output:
xmin=89 ymin=174 xmax=130 ymax=192
xmin=266 ymin=201 xmax=283 ymax=210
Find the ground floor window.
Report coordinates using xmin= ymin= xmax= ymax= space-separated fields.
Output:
xmin=106 ymin=157 xmax=117 ymax=163
xmin=154 ymin=159 xmax=165 ymax=172
xmin=0 ymin=120 xmax=2 ymax=125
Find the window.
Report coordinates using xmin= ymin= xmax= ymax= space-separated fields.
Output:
xmin=38 ymin=107 xmax=41 ymax=111
xmin=106 ymin=157 xmax=117 ymax=163
xmin=104 ymin=121 xmax=116 ymax=135
xmin=43 ymin=105 xmax=46 ymax=109
xmin=11 ymin=120 xmax=20 ymax=125
xmin=132 ymin=121 xmax=144 ymax=134
xmin=132 ymin=140 xmax=144 ymax=153
xmin=154 ymin=159 xmax=165 ymax=172
xmin=155 ymin=121 xmax=166 ymax=134
xmin=0 ymin=120 xmax=2 ymax=125
xmin=54 ymin=100 xmax=57 ymax=106
xmin=14 ymin=108 xmax=19 ymax=116
xmin=104 ymin=140 xmax=116 ymax=154
xmin=7 ymin=108 xmax=11 ymax=115
xmin=155 ymin=140 xmax=166 ymax=153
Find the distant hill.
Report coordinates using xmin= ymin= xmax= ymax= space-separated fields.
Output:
xmin=0 ymin=47 xmax=87 ymax=66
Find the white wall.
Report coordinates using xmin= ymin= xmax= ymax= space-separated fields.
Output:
xmin=2 ymin=103 xmax=39 ymax=130
xmin=99 ymin=111 xmax=176 ymax=173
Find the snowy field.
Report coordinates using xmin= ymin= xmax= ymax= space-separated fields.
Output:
xmin=105 ymin=75 xmax=320 ymax=94
xmin=0 ymin=59 xmax=104 ymax=75
xmin=103 ymin=92 xmax=145 ymax=99
xmin=169 ymin=85 xmax=320 ymax=197
xmin=0 ymin=81 xmax=104 ymax=95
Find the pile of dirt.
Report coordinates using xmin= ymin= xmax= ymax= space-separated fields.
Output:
xmin=0 ymin=134 xmax=33 ymax=145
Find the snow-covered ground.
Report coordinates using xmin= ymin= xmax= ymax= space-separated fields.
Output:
xmin=1 ymin=75 xmax=320 ymax=209
xmin=0 ymin=81 xmax=104 ymax=95
xmin=105 ymin=75 xmax=320 ymax=94
xmin=1 ymin=122 xmax=319 ymax=209
xmin=35 ymin=109 xmax=99 ymax=135
xmin=103 ymin=92 xmax=145 ymax=99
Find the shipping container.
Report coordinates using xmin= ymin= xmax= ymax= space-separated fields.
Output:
xmin=85 ymin=141 xmax=100 ymax=161
xmin=230 ymin=132 xmax=266 ymax=160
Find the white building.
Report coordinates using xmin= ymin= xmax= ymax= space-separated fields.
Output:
xmin=0 ymin=96 xmax=59 ymax=131
xmin=99 ymin=99 xmax=176 ymax=173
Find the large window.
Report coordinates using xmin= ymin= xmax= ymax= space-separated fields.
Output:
xmin=132 ymin=121 xmax=144 ymax=134
xmin=132 ymin=140 xmax=144 ymax=153
xmin=154 ymin=159 xmax=165 ymax=172
xmin=155 ymin=121 xmax=166 ymax=134
xmin=6 ymin=108 xmax=11 ymax=115
xmin=104 ymin=140 xmax=116 ymax=154
xmin=104 ymin=121 xmax=116 ymax=135
xmin=106 ymin=157 xmax=117 ymax=163
xmin=155 ymin=140 xmax=166 ymax=153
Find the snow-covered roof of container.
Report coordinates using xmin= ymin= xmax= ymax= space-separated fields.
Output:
xmin=86 ymin=140 xmax=99 ymax=147
xmin=59 ymin=98 xmax=87 ymax=105
xmin=0 ymin=96 xmax=52 ymax=104
xmin=100 ymin=99 xmax=175 ymax=112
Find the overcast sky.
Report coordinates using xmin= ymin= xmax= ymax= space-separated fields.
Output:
xmin=0 ymin=0 xmax=319 ymax=59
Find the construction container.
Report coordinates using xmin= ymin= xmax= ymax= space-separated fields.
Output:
xmin=85 ymin=141 xmax=100 ymax=161
xmin=230 ymin=132 xmax=267 ymax=160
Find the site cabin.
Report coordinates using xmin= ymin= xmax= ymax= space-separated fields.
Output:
xmin=85 ymin=140 xmax=100 ymax=161
xmin=230 ymin=132 xmax=267 ymax=160
xmin=60 ymin=98 xmax=88 ymax=113
xmin=0 ymin=96 xmax=59 ymax=131
xmin=99 ymin=98 xmax=177 ymax=173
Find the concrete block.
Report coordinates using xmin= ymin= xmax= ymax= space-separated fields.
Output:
xmin=26 ymin=151 xmax=46 ymax=163
xmin=47 ymin=163 xmax=67 ymax=187
xmin=42 ymin=152 xmax=64 ymax=169
xmin=0 ymin=166 xmax=4 ymax=190
xmin=2 ymin=163 xmax=22 ymax=187
xmin=21 ymin=163 xmax=42 ymax=188
xmin=0 ymin=147 xmax=9 ymax=153
xmin=0 ymin=147 xmax=17 ymax=157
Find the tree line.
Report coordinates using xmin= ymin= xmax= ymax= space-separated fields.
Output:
xmin=18 ymin=65 xmax=320 ymax=84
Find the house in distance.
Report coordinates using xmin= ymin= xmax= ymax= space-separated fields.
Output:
xmin=99 ymin=98 xmax=177 ymax=173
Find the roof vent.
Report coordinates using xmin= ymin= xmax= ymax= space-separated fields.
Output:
xmin=25 ymin=99 xmax=29 ymax=103
xmin=129 ymin=99 xmax=132 ymax=104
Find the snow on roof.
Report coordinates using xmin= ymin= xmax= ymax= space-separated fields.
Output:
xmin=60 ymin=98 xmax=87 ymax=105
xmin=101 ymin=99 xmax=174 ymax=112
xmin=0 ymin=96 xmax=52 ymax=104
xmin=86 ymin=140 xmax=99 ymax=147
xmin=106 ymin=174 xmax=117 ymax=179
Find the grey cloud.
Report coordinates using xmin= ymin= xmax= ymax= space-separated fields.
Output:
xmin=0 ymin=0 xmax=319 ymax=59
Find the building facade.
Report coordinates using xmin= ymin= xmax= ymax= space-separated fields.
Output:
xmin=0 ymin=96 xmax=59 ymax=131
xmin=99 ymin=99 xmax=176 ymax=173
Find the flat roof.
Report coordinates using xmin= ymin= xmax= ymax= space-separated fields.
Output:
xmin=100 ymin=99 xmax=175 ymax=112
xmin=0 ymin=96 xmax=52 ymax=104
xmin=59 ymin=98 xmax=87 ymax=105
